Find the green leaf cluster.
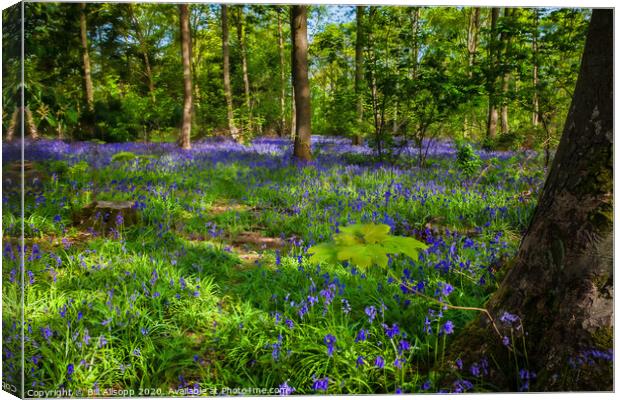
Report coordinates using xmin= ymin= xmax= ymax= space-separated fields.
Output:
xmin=307 ymin=223 xmax=428 ymax=270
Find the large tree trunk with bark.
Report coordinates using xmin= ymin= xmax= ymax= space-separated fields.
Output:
xmin=352 ymin=6 xmax=364 ymax=146
xmin=450 ymin=9 xmax=613 ymax=391
xmin=221 ymin=5 xmax=239 ymax=141
xmin=178 ymin=4 xmax=192 ymax=150
xmin=290 ymin=5 xmax=312 ymax=161
xmin=79 ymin=3 xmax=94 ymax=112
xmin=486 ymin=7 xmax=500 ymax=140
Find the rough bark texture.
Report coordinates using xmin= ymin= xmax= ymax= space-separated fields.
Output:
xmin=352 ymin=6 xmax=364 ymax=146
xmin=277 ymin=9 xmax=286 ymax=137
xmin=80 ymin=3 xmax=94 ymax=111
xmin=221 ymin=5 xmax=239 ymax=142
xmin=450 ymin=9 xmax=613 ymax=391
xmin=290 ymin=5 xmax=312 ymax=161
xmin=179 ymin=4 xmax=192 ymax=150
xmin=486 ymin=8 xmax=500 ymax=139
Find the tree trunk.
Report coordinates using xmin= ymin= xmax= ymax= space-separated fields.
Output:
xmin=221 ymin=5 xmax=239 ymax=141
xmin=352 ymin=5 xmax=364 ymax=146
xmin=236 ymin=7 xmax=252 ymax=132
xmin=277 ymin=8 xmax=287 ymax=137
xmin=451 ymin=9 xmax=613 ymax=391
xmin=25 ymin=107 xmax=38 ymax=139
xmin=80 ymin=3 xmax=94 ymax=111
xmin=290 ymin=5 xmax=312 ymax=161
xmin=467 ymin=7 xmax=480 ymax=76
xmin=500 ymin=8 xmax=512 ymax=134
xmin=486 ymin=7 xmax=500 ymax=140
xmin=532 ymin=8 xmax=540 ymax=127
xmin=178 ymin=4 xmax=192 ymax=150
xmin=464 ymin=7 xmax=480 ymax=137
xmin=6 ymin=107 xmax=18 ymax=142
xmin=409 ymin=7 xmax=420 ymax=79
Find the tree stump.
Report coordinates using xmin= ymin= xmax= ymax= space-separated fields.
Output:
xmin=72 ymin=201 xmax=138 ymax=236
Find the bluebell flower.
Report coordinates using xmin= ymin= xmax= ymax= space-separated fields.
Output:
xmin=442 ymin=320 xmax=454 ymax=335
xmin=278 ymin=381 xmax=295 ymax=396
xmin=312 ymin=376 xmax=329 ymax=392
xmin=384 ymin=323 xmax=400 ymax=338
xmin=356 ymin=356 xmax=365 ymax=368
xmin=355 ymin=329 xmax=368 ymax=343
xmin=324 ymin=334 xmax=336 ymax=356
xmin=374 ymin=356 xmax=385 ymax=368
xmin=365 ymin=306 xmax=377 ymax=323
xmin=398 ymin=339 xmax=410 ymax=354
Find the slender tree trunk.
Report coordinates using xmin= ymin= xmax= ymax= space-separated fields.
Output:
xmin=277 ymin=9 xmax=287 ymax=137
xmin=409 ymin=7 xmax=420 ymax=79
xmin=532 ymin=8 xmax=540 ymax=127
xmin=25 ymin=107 xmax=38 ymax=139
xmin=236 ymin=6 xmax=252 ymax=133
xmin=353 ymin=6 xmax=364 ymax=146
xmin=6 ymin=107 xmax=18 ymax=142
xmin=464 ymin=7 xmax=480 ymax=137
xmin=290 ymin=5 xmax=312 ymax=161
xmin=221 ymin=5 xmax=239 ymax=141
xmin=500 ymin=8 xmax=512 ymax=134
xmin=467 ymin=7 xmax=480 ymax=75
xmin=80 ymin=3 xmax=94 ymax=111
xmin=451 ymin=10 xmax=613 ymax=391
xmin=178 ymin=4 xmax=192 ymax=150
xmin=290 ymin=90 xmax=296 ymax=140
xmin=486 ymin=7 xmax=500 ymax=140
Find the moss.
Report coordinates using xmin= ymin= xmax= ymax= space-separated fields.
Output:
xmin=592 ymin=326 xmax=613 ymax=350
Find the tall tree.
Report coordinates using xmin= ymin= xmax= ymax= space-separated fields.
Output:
xmin=290 ymin=5 xmax=312 ymax=161
xmin=178 ymin=3 xmax=192 ymax=149
xmin=466 ymin=7 xmax=481 ymax=75
xmin=352 ymin=6 xmax=364 ymax=146
xmin=277 ymin=7 xmax=287 ymax=137
xmin=79 ymin=3 xmax=94 ymax=111
xmin=499 ymin=8 xmax=512 ymax=134
xmin=452 ymin=9 xmax=613 ymax=391
xmin=221 ymin=4 xmax=239 ymax=141
xmin=235 ymin=6 xmax=252 ymax=133
xmin=531 ymin=8 xmax=540 ymax=127
xmin=486 ymin=7 xmax=500 ymax=140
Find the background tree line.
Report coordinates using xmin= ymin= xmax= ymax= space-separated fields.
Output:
xmin=3 ymin=4 xmax=589 ymax=157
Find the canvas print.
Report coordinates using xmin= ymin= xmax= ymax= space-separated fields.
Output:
xmin=1 ymin=1 xmax=613 ymax=397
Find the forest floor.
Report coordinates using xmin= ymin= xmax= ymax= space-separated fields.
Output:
xmin=2 ymin=136 xmax=548 ymax=394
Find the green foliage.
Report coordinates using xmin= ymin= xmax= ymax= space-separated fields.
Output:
xmin=111 ymin=151 xmax=138 ymax=163
xmin=455 ymin=142 xmax=482 ymax=178
xmin=67 ymin=160 xmax=90 ymax=177
xmin=307 ymin=223 xmax=428 ymax=269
